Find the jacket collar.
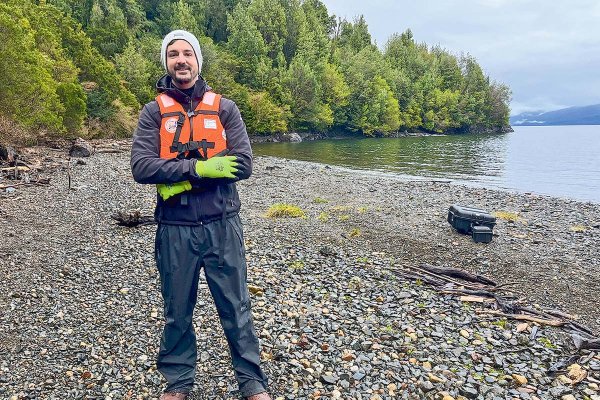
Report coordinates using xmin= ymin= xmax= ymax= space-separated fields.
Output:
xmin=156 ymin=74 xmax=211 ymax=104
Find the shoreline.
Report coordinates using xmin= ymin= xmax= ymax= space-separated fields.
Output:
xmin=1 ymin=147 xmax=599 ymax=398
xmin=247 ymin=125 xmax=513 ymax=144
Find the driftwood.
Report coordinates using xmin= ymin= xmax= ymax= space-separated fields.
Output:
xmin=0 ymin=178 xmax=50 ymax=190
xmin=394 ymin=262 xmax=600 ymax=353
xmin=478 ymin=309 xmax=566 ymax=327
xmin=419 ymin=263 xmax=497 ymax=286
xmin=394 ymin=264 xmax=493 ymax=291
xmin=111 ymin=210 xmax=155 ymax=227
xmin=96 ymin=148 xmax=124 ymax=154
xmin=571 ymin=333 xmax=600 ymax=350
xmin=1 ymin=166 xmax=30 ymax=173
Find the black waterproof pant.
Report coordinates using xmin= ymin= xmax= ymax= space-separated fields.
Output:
xmin=154 ymin=215 xmax=268 ymax=396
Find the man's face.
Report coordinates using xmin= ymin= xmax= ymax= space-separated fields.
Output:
xmin=166 ymin=40 xmax=198 ymax=89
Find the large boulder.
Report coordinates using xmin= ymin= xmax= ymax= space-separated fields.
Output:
xmin=285 ymin=132 xmax=302 ymax=143
xmin=0 ymin=144 xmax=17 ymax=163
xmin=69 ymin=138 xmax=95 ymax=157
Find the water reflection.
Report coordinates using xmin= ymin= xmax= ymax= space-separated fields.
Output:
xmin=253 ymin=134 xmax=509 ymax=183
xmin=252 ymin=126 xmax=600 ymax=203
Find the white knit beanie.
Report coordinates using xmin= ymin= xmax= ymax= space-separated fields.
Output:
xmin=160 ymin=30 xmax=203 ymax=74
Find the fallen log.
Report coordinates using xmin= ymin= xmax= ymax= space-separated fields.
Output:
xmin=440 ymin=288 xmax=516 ymax=299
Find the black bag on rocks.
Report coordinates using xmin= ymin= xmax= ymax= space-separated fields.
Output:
xmin=471 ymin=225 xmax=493 ymax=243
xmin=447 ymin=205 xmax=496 ymax=235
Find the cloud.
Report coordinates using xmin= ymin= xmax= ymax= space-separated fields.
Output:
xmin=321 ymin=0 xmax=600 ymax=112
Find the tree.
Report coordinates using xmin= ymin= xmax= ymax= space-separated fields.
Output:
xmin=302 ymin=0 xmax=335 ymax=35
xmin=384 ymin=30 xmax=429 ymax=82
xmin=227 ymin=4 xmax=270 ymax=89
xmin=431 ymin=46 xmax=463 ymax=92
xmin=281 ymin=0 xmax=306 ymax=65
xmin=358 ymin=76 xmax=400 ymax=135
xmin=485 ymin=82 xmax=511 ymax=128
xmin=386 ymin=68 xmax=422 ymax=130
xmin=115 ymin=42 xmax=156 ymax=104
xmin=245 ymin=91 xmax=290 ymax=134
xmin=339 ymin=47 xmax=399 ymax=135
xmin=87 ymin=0 xmax=130 ymax=58
xmin=0 ymin=3 xmax=64 ymax=132
xmin=337 ymin=15 xmax=372 ymax=53
xmin=320 ymin=63 xmax=350 ymax=127
xmin=155 ymin=0 xmax=204 ymax=38
xmin=204 ymin=0 xmax=243 ymax=43
xmin=297 ymin=0 xmax=329 ymax=68
xmin=283 ymin=59 xmax=332 ymax=131
xmin=458 ymin=54 xmax=489 ymax=128
xmin=247 ymin=0 xmax=288 ymax=67
xmin=56 ymin=82 xmax=87 ymax=133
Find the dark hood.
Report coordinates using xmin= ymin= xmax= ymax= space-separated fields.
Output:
xmin=155 ymin=74 xmax=212 ymax=105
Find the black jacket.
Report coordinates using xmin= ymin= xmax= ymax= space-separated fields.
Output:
xmin=131 ymin=75 xmax=252 ymax=224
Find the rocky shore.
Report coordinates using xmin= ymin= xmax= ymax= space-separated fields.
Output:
xmin=0 ymin=145 xmax=599 ymax=399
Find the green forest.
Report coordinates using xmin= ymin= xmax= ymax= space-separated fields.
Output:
xmin=0 ymin=0 xmax=511 ymax=144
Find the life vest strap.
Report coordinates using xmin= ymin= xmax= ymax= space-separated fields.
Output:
xmin=184 ymin=109 xmax=219 ymax=117
xmin=162 ymin=111 xmax=182 ymax=118
xmin=168 ymin=113 xmax=186 ymax=153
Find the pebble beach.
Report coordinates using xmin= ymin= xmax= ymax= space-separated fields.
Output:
xmin=1 ymin=144 xmax=599 ymax=399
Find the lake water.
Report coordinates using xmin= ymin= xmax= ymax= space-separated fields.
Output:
xmin=251 ymin=125 xmax=600 ymax=203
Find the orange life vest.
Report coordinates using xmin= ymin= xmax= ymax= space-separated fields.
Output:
xmin=156 ymin=91 xmax=227 ymax=160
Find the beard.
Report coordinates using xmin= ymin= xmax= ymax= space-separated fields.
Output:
xmin=169 ymin=64 xmax=197 ymax=87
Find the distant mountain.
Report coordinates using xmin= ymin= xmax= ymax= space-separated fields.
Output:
xmin=510 ymin=104 xmax=600 ymax=126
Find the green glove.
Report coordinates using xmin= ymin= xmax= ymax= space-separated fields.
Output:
xmin=195 ymin=156 xmax=239 ymax=179
xmin=156 ymin=180 xmax=192 ymax=201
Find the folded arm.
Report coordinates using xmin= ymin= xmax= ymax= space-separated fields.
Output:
xmin=131 ymin=98 xmax=252 ymax=190
xmin=131 ymin=103 xmax=197 ymax=185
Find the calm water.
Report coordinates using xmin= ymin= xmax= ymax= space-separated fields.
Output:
xmin=252 ymin=125 xmax=600 ymax=203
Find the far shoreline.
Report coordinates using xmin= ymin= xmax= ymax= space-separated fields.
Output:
xmin=248 ymin=125 xmax=513 ymax=144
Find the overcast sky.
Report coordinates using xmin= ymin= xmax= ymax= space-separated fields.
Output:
xmin=320 ymin=0 xmax=600 ymax=115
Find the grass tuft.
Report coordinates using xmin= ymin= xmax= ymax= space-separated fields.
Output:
xmin=570 ymin=225 xmax=586 ymax=232
xmin=349 ymin=228 xmax=361 ymax=237
xmin=493 ymin=210 xmax=524 ymax=223
xmin=265 ymin=203 xmax=306 ymax=219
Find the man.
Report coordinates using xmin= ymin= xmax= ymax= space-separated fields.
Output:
xmin=131 ymin=30 xmax=270 ymax=400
